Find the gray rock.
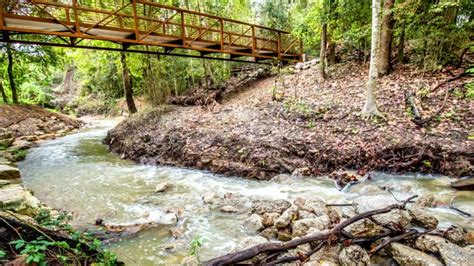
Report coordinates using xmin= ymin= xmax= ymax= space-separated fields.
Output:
xmin=261 ymin=212 xmax=280 ymax=227
xmin=308 ymin=243 xmax=341 ymax=265
xmin=339 ymin=245 xmax=371 ymax=266
xmin=0 ymin=165 xmax=20 ymax=180
xmin=271 ymin=173 xmax=291 ymax=183
xmin=298 ymin=210 xmax=317 ymax=220
xmin=408 ymin=208 xmax=438 ymax=229
xmin=297 ymin=197 xmax=328 ymax=216
xmin=252 ymin=199 xmax=291 ymax=214
xmin=346 ymin=219 xmax=385 ymax=238
xmin=415 ymin=194 xmax=436 ymax=208
xmin=292 ymin=216 xmax=330 ymax=237
xmin=415 ymin=235 xmax=471 ymax=265
xmin=445 ymin=226 xmax=466 ymax=245
xmin=389 ymin=242 xmax=442 ymax=266
xmin=275 ymin=205 xmax=298 ymax=228
xmin=245 ymin=214 xmax=264 ymax=232
xmin=353 ymin=194 xmax=411 ymax=227
xmin=155 ymin=182 xmax=172 ymax=193
xmin=260 ymin=227 xmax=278 ymax=239
xmin=220 ymin=205 xmax=239 ymax=213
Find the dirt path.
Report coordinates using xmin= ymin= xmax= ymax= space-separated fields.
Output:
xmin=106 ymin=63 xmax=473 ymax=179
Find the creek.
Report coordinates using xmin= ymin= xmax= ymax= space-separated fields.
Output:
xmin=18 ymin=119 xmax=473 ymax=265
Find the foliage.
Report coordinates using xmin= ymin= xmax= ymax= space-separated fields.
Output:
xmin=189 ymin=235 xmax=203 ymax=260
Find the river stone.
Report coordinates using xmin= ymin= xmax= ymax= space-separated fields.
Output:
xmin=220 ymin=205 xmax=239 ymax=213
xmin=155 ymin=182 xmax=172 ymax=193
xmin=300 ymin=197 xmax=328 ymax=216
xmin=251 ymin=199 xmax=291 ymax=215
xmin=234 ymin=236 xmax=269 ymax=263
xmin=308 ymin=243 xmax=341 ymax=265
xmin=339 ymin=245 xmax=370 ymax=266
xmin=0 ymin=165 xmax=20 ymax=180
xmin=466 ymin=231 xmax=474 ymax=245
xmin=451 ymin=178 xmax=474 ymax=191
xmin=445 ymin=226 xmax=466 ymax=245
xmin=277 ymin=227 xmax=293 ymax=241
xmin=159 ymin=213 xmax=178 ymax=225
xmin=275 ymin=205 xmax=298 ymax=228
xmin=260 ymin=227 xmax=278 ymax=239
xmin=388 ymin=242 xmax=442 ymax=266
xmin=202 ymin=192 xmax=220 ymax=204
xmin=0 ymin=184 xmax=40 ymax=213
xmin=415 ymin=194 xmax=436 ymax=208
xmin=415 ymin=235 xmax=471 ymax=265
xmin=261 ymin=212 xmax=280 ymax=227
xmin=346 ymin=219 xmax=385 ymax=238
xmin=245 ymin=214 xmax=264 ymax=232
xmin=298 ymin=210 xmax=317 ymax=220
xmin=292 ymin=216 xmax=330 ymax=237
xmin=271 ymin=173 xmax=291 ymax=183
xmin=408 ymin=208 xmax=438 ymax=229
xmin=353 ymin=194 xmax=411 ymax=226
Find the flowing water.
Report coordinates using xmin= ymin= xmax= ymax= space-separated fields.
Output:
xmin=18 ymin=119 xmax=473 ymax=265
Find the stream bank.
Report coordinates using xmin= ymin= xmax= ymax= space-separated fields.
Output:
xmin=105 ymin=63 xmax=473 ymax=180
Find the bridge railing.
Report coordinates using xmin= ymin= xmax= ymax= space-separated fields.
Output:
xmin=0 ymin=0 xmax=302 ymax=62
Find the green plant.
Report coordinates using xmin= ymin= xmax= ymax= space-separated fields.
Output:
xmin=11 ymin=238 xmax=54 ymax=265
xmin=189 ymin=236 xmax=203 ymax=260
xmin=0 ymin=249 xmax=6 ymax=259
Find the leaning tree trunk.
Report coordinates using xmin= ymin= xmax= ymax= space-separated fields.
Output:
xmin=319 ymin=23 xmax=327 ymax=81
xmin=120 ymin=52 xmax=138 ymax=114
xmin=378 ymin=0 xmax=394 ymax=76
xmin=6 ymin=44 xmax=17 ymax=104
xmin=0 ymin=80 xmax=8 ymax=103
xmin=362 ymin=0 xmax=382 ymax=118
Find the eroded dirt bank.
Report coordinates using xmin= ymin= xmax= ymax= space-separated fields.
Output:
xmin=105 ymin=63 xmax=473 ymax=179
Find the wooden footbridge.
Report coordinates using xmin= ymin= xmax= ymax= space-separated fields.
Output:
xmin=0 ymin=0 xmax=303 ymax=64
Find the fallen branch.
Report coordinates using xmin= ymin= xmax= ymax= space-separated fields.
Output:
xmin=449 ymin=196 xmax=471 ymax=217
xmin=203 ymin=195 xmax=418 ymax=265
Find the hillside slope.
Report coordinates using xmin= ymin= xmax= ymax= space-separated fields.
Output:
xmin=106 ymin=63 xmax=473 ymax=178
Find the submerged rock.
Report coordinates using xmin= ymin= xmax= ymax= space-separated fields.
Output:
xmin=0 ymin=165 xmax=20 ymax=180
xmin=245 ymin=214 xmax=264 ymax=232
xmin=339 ymin=245 xmax=371 ymax=266
xmin=388 ymin=242 xmax=442 ymax=266
xmin=155 ymin=182 xmax=172 ymax=193
xmin=202 ymin=192 xmax=220 ymax=205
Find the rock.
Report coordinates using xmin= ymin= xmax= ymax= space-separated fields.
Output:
xmin=0 ymin=184 xmax=40 ymax=213
xmin=444 ymin=226 xmax=466 ymax=245
xmin=415 ymin=235 xmax=471 ymax=265
xmin=0 ymin=180 xmax=10 ymax=188
xmin=353 ymin=194 xmax=411 ymax=227
xmin=408 ymin=208 xmax=438 ymax=229
xmin=346 ymin=219 xmax=385 ymax=238
xmin=451 ymin=178 xmax=474 ymax=191
xmin=308 ymin=243 xmax=341 ymax=265
xmin=275 ymin=205 xmax=298 ymax=229
xmin=271 ymin=173 xmax=291 ymax=183
xmin=260 ymin=227 xmax=278 ymax=239
xmin=202 ymin=192 xmax=220 ymax=204
xmin=159 ymin=213 xmax=178 ymax=225
xmin=245 ymin=214 xmax=264 ymax=232
xmin=234 ymin=236 xmax=268 ymax=252
xmin=388 ymin=242 xmax=442 ymax=266
xmin=292 ymin=217 xmax=330 ymax=237
xmin=296 ymin=197 xmax=328 ymax=216
xmin=251 ymin=199 xmax=291 ymax=215
xmin=275 ymin=243 xmax=312 ymax=263
xmin=327 ymin=207 xmax=341 ymax=225
xmin=295 ymin=62 xmax=304 ymax=70
xmin=155 ymin=182 xmax=172 ymax=193
xmin=11 ymin=139 xmax=33 ymax=150
xmin=0 ymin=138 xmax=14 ymax=147
xmin=220 ymin=205 xmax=239 ymax=213
xmin=466 ymin=231 xmax=474 ymax=245
xmin=0 ymin=165 xmax=21 ymax=180
xmin=339 ymin=245 xmax=371 ymax=266
xmin=261 ymin=212 xmax=280 ymax=227
xmin=415 ymin=194 xmax=436 ymax=208
xmin=298 ymin=210 xmax=317 ymax=220
xmin=277 ymin=227 xmax=292 ymax=241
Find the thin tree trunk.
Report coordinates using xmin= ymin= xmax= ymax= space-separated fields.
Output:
xmin=328 ymin=41 xmax=336 ymax=65
xmin=397 ymin=21 xmax=405 ymax=64
xmin=319 ymin=23 xmax=327 ymax=81
xmin=0 ymin=80 xmax=8 ymax=103
xmin=6 ymin=44 xmax=18 ymax=104
xmin=362 ymin=0 xmax=382 ymax=117
xmin=120 ymin=52 xmax=138 ymax=114
xmin=378 ymin=0 xmax=394 ymax=76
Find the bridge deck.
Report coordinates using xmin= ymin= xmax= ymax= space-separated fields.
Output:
xmin=0 ymin=0 xmax=303 ymax=63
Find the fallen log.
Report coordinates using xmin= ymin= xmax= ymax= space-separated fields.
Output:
xmin=203 ymin=196 xmax=418 ymax=266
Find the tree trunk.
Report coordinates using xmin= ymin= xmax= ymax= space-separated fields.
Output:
xmin=362 ymin=0 xmax=382 ymax=117
xmin=397 ymin=21 xmax=405 ymax=64
xmin=120 ymin=52 xmax=138 ymax=114
xmin=0 ymin=80 xmax=8 ymax=103
xmin=378 ymin=0 xmax=394 ymax=76
xmin=328 ymin=41 xmax=336 ymax=65
xmin=319 ymin=23 xmax=327 ymax=81
xmin=6 ymin=44 xmax=18 ymax=104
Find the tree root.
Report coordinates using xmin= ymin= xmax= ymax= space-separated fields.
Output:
xmin=203 ymin=195 xmax=418 ymax=266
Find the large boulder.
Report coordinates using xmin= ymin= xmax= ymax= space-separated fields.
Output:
xmin=339 ymin=245 xmax=371 ymax=266
xmin=0 ymin=184 xmax=40 ymax=214
xmin=0 ymin=165 xmax=20 ymax=180
xmin=353 ymin=194 xmax=411 ymax=227
xmin=245 ymin=214 xmax=265 ymax=232
xmin=388 ymin=242 xmax=442 ymax=266
xmin=408 ymin=208 xmax=438 ymax=229
xmin=251 ymin=199 xmax=291 ymax=215
xmin=415 ymin=235 xmax=472 ymax=265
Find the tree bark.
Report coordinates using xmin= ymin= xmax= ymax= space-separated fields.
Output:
xmin=397 ymin=21 xmax=405 ymax=64
xmin=0 ymin=80 xmax=8 ymax=103
xmin=319 ymin=23 xmax=327 ymax=81
xmin=328 ymin=41 xmax=336 ymax=65
xmin=6 ymin=44 xmax=18 ymax=104
xmin=120 ymin=52 xmax=138 ymax=114
xmin=378 ymin=0 xmax=394 ymax=76
xmin=362 ymin=0 xmax=382 ymax=117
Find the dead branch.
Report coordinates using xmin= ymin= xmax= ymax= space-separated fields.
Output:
xmin=203 ymin=195 xmax=418 ymax=266
xmin=429 ymin=72 xmax=467 ymax=94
